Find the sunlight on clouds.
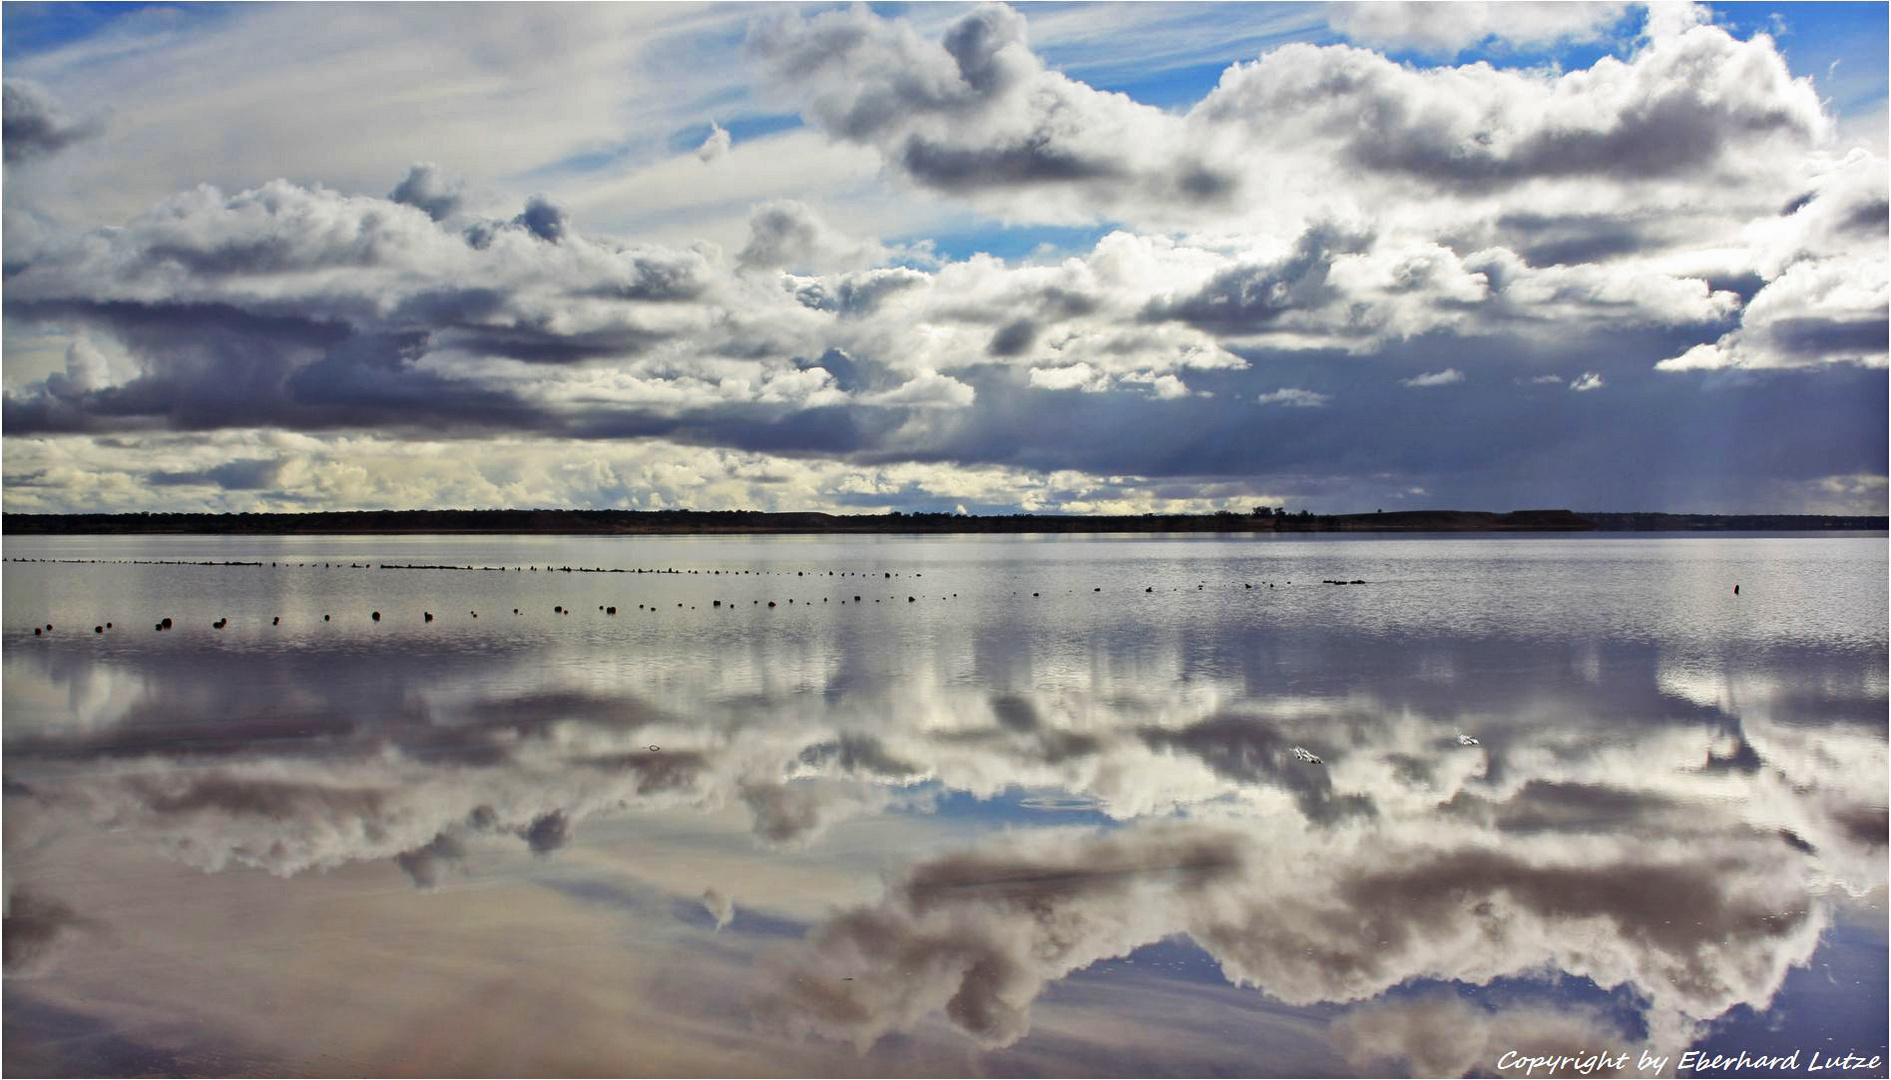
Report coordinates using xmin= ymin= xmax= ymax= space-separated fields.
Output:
xmin=0 ymin=1 xmax=1882 ymax=513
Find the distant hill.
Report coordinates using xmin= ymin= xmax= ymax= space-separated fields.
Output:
xmin=1582 ymin=512 xmax=1887 ymax=531
xmin=2 ymin=508 xmax=1879 ymax=536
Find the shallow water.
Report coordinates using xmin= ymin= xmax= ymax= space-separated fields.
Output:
xmin=4 ymin=532 xmax=1886 ymax=1077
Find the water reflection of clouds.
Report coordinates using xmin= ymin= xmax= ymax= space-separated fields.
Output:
xmin=3 ymin=617 xmax=1885 ymax=1072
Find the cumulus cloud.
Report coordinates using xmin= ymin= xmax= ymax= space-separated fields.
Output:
xmin=389 ymin=162 xmax=466 ymax=222
xmin=1199 ymin=24 xmax=1827 ymax=193
xmin=1658 ymin=150 xmax=1889 ymax=373
xmin=1136 ymin=224 xmax=1732 ymax=352
xmin=513 ymin=193 xmax=570 ymax=243
xmin=1027 ymin=362 xmax=1109 ymax=392
xmin=0 ymin=5 xmax=1878 ymax=513
xmin=750 ymin=4 xmax=1234 ymax=223
xmin=3 ymin=78 xmax=99 ymax=163
xmin=759 ymin=4 xmax=1829 ymax=240
xmin=738 ymin=198 xmax=884 ymax=272
xmin=0 ymin=179 xmax=848 ymax=438
xmin=1400 ymin=368 xmax=1464 ymax=387
xmin=1570 ymin=371 xmax=1606 ymax=391
xmin=394 ymin=831 xmax=468 ymax=887
xmin=1657 ymin=260 xmax=1888 ymax=372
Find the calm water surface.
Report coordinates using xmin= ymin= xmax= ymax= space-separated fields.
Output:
xmin=4 ymin=533 xmax=1886 ymax=1076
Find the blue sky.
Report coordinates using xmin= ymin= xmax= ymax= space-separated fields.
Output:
xmin=2 ymin=2 xmax=1885 ymax=515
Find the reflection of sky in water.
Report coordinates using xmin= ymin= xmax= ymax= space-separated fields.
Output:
xmin=3 ymin=534 xmax=1885 ymax=1076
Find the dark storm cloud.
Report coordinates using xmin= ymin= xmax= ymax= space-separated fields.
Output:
xmin=122 ymin=773 xmax=390 ymax=820
xmin=861 ymin=338 xmax=1883 ymax=512
xmin=1329 ymin=847 xmax=1808 ymax=962
xmin=388 ymin=162 xmax=465 ymax=222
xmin=394 ymin=831 xmax=468 ymax=888
xmin=1139 ymin=714 xmax=1376 ymax=825
xmin=798 ymin=735 xmax=918 ymax=778
xmin=1442 ymin=780 xmax=1689 ymax=835
xmin=513 ymin=194 xmax=568 ymax=243
xmin=898 ymin=831 xmax=1244 ymax=914
xmin=2 ymin=79 xmax=99 ymax=164
xmin=582 ymin=749 xmax=710 ymax=795
xmin=1766 ymin=316 xmax=1890 ymax=358
xmin=0 ymin=185 xmax=833 ymax=443
xmin=1495 ymin=212 xmax=1653 ymax=267
xmin=896 ymin=131 xmax=1125 ymax=190
xmin=988 ymin=694 xmax=1039 ymax=732
xmin=522 ymin=810 xmax=573 ymax=854
xmin=790 ymin=268 xmax=928 ymax=318
xmin=986 ymin=319 xmax=1037 ymax=357
xmin=2 ymin=311 xmax=538 ymax=437
xmin=3 ymin=889 xmax=91 ymax=977
xmin=1348 ymin=92 xmax=1790 ymax=189
xmin=147 ymin=458 xmax=282 ymax=490
xmin=1143 ymin=224 xmax=1371 ymax=334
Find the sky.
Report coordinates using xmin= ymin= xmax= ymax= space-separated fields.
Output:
xmin=1 ymin=0 xmax=1885 ymax=516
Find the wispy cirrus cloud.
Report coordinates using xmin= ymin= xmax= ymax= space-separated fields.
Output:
xmin=1256 ymin=388 xmax=1331 ymax=407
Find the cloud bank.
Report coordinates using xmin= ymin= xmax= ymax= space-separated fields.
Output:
xmin=1 ymin=3 xmax=1882 ymax=513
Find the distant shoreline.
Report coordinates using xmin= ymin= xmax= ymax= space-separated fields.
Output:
xmin=3 ymin=509 xmax=1885 ymax=536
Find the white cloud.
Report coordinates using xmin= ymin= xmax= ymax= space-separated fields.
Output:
xmin=738 ymin=198 xmax=886 ymax=272
xmin=859 ymin=371 xmax=977 ymax=409
xmin=1257 ymin=388 xmax=1330 ymax=407
xmin=1 ymin=2 xmax=1879 ymax=514
xmin=1570 ymin=372 xmax=1606 ymax=391
xmin=1142 ymin=373 xmax=1193 ymax=399
xmin=4 ymin=431 xmax=1286 ymax=516
xmin=3 ymin=5 xmax=759 ymax=227
xmin=696 ymin=122 xmax=732 ymax=164
xmin=1399 ymin=368 xmax=1464 ymax=388
xmin=1326 ymin=1 xmax=1632 ymax=56
xmin=1659 ymin=149 xmax=1889 ymax=373
xmin=1027 ymin=363 xmax=1109 ymax=392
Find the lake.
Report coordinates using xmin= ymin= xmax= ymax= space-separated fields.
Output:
xmin=4 ymin=532 xmax=1886 ymax=1077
